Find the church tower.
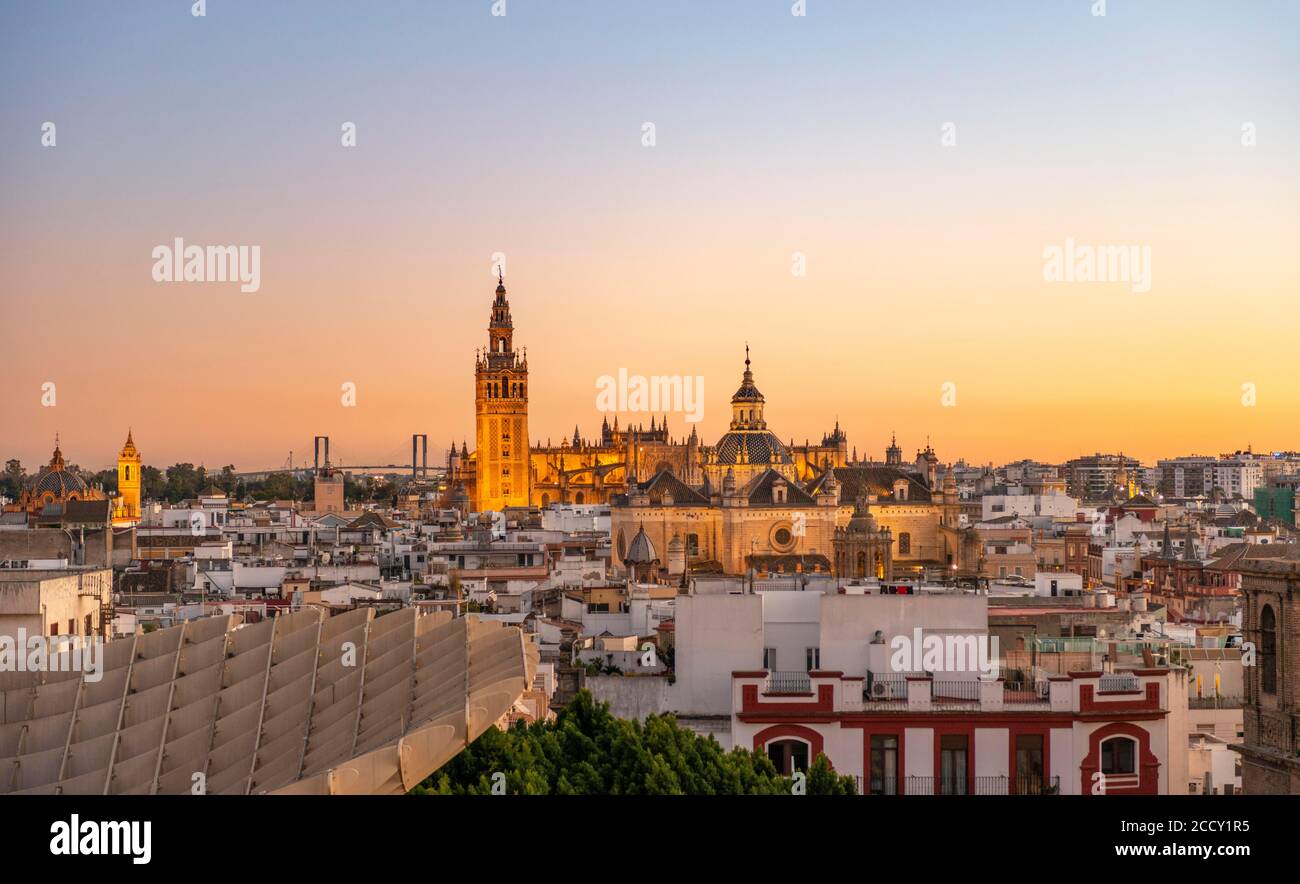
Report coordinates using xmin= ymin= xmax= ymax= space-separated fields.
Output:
xmin=113 ymin=429 xmax=142 ymax=525
xmin=474 ymin=271 xmax=530 ymax=512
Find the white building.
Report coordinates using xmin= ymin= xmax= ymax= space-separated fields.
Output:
xmin=670 ymin=589 xmax=990 ymax=717
xmin=541 ymin=503 xmax=611 ymax=534
xmin=982 ymin=493 xmax=1078 ymax=522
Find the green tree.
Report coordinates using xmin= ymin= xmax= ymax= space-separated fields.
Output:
xmin=806 ymin=752 xmax=855 ymax=795
xmin=414 ymin=690 xmax=856 ymax=796
xmin=250 ymin=471 xmax=311 ymax=502
xmin=216 ymin=465 xmax=237 ymax=494
xmin=162 ymin=463 xmax=207 ymax=502
xmin=141 ymin=465 xmax=166 ymax=502
xmin=1 ymin=459 xmax=25 ymax=499
xmin=90 ymin=469 xmax=117 ymax=494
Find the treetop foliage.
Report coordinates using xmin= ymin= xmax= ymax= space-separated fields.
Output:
xmin=415 ymin=690 xmax=857 ymax=796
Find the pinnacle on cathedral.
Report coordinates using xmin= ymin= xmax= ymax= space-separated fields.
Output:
xmin=732 ymin=344 xmax=764 ymax=404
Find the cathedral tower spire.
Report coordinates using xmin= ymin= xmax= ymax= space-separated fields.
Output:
xmin=474 ymin=274 xmax=530 ymax=511
xmin=729 ymin=345 xmax=766 ymax=430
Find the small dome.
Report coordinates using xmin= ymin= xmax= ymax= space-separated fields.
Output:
xmin=625 ymin=524 xmax=658 ymax=564
xmin=27 ymin=440 xmax=89 ymax=499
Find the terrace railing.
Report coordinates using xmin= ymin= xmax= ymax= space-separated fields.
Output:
xmin=1003 ymin=680 xmax=1051 ymax=704
xmin=1099 ymin=672 xmax=1142 ymax=693
xmin=765 ymin=671 xmax=812 ymax=694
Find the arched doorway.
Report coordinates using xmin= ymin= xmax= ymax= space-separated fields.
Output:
xmin=753 ymin=724 xmax=825 ymax=776
xmin=766 ymin=739 xmax=810 ymax=776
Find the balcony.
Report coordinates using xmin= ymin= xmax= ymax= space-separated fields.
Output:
xmin=854 ymin=775 xmax=1061 ymax=795
xmin=736 ymin=669 xmax=1161 ymax=717
xmin=1099 ymin=672 xmax=1141 ymax=692
xmin=862 ymin=672 xmax=1054 ymax=711
xmin=765 ymin=671 xmax=812 ymax=694
xmin=1002 ymin=680 xmax=1052 ymax=706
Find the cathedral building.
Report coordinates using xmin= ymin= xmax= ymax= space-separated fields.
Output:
xmin=452 ymin=275 xmax=978 ymax=580
xmin=528 ymin=416 xmax=699 ymax=509
xmin=606 ymin=357 xmax=978 ymax=580
xmin=454 ymin=276 xmax=702 ymax=511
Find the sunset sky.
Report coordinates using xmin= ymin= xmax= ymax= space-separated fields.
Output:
xmin=2 ymin=1 xmax=1297 ymax=473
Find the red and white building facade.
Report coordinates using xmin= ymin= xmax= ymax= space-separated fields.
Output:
xmin=732 ymin=667 xmax=1188 ymax=795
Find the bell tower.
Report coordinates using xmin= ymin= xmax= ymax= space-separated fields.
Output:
xmin=113 ymin=429 xmax=142 ymax=525
xmin=474 ymin=271 xmax=530 ymax=512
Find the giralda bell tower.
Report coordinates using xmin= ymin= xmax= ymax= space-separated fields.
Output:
xmin=474 ymin=270 xmax=530 ymax=512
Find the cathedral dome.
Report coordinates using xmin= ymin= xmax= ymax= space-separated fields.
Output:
xmin=714 ymin=430 xmax=792 ymax=465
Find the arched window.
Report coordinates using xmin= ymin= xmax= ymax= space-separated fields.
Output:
xmin=1261 ymin=604 xmax=1277 ymax=695
xmin=1099 ymin=737 xmax=1136 ymax=775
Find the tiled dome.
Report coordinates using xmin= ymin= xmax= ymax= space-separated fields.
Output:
xmin=27 ymin=441 xmax=89 ymax=499
xmin=714 ymin=430 xmax=792 ymax=465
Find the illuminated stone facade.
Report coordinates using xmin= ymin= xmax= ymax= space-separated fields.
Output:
xmin=470 ymin=272 xmax=531 ymax=512
xmin=112 ymin=430 xmax=142 ymax=525
xmin=4 ymin=438 xmax=108 ymax=519
xmin=456 ymin=279 xmax=979 ymax=580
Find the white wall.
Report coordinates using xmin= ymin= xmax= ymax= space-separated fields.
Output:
xmin=819 ymin=593 xmax=989 ymax=677
xmin=670 ymin=593 xmax=764 ymax=716
xmin=759 ymin=592 xmax=821 ymax=672
xmin=975 ymin=728 xmax=1009 ymax=777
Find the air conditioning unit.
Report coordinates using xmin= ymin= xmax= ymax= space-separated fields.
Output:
xmin=870 ymin=681 xmax=890 ymax=699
